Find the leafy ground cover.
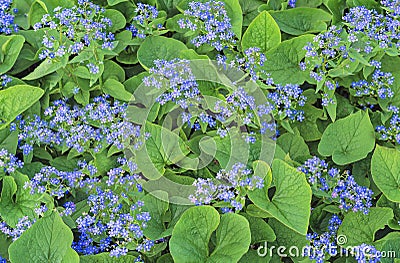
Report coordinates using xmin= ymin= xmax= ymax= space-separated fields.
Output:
xmin=0 ymin=0 xmax=399 ymax=262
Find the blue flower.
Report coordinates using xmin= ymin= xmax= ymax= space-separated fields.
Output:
xmin=0 ymin=0 xmax=18 ymax=34
xmin=178 ymin=1 xmax=236 ymax=51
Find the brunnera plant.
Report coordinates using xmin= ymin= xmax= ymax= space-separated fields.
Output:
xmin=0 ymin=0 xmax=399 ymax=263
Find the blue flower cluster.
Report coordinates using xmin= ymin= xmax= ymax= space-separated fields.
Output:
xmin=305 ymin=215 xmax=342 ymax=263
xmin=66 ymin=158 xmax=153 ymax=257
xmin=299 ymin=156 xmax=373 ymax=214
xmin=376 ymin=105 xmax=400 ymax=144
xmin=0 ymin=0 xmax=18 ymax=34
xmin=217 ymin=47 xmax=267 ymax=82
xmin=352 ymin=244 xmax=382 ymax=263
xmin=126 ymin=3 xmax=160 ymax=39
xmin=144 ymin=59 xmax=201 ymax=109
xmin=351 ymin=67 xmax=394 ymax=99
xmin=178 ymin=1 xmax=236 ymax=51
xmin=14 ymin=95 xmax=142 ymax=155
xmin=0 ymin=216 xmax=35 ymax=241
xmin=288 ymin=0 xmax=297 ymax=8
xmin=189 ymin=163 xmax=264 ymax=212
xmin=302 ymin=25 xmax=347 ymax=83
xmin=267 ymin=83 xmax=306 ymax=122
xmin=1 ymin=74 xmax=12 ymax=87
xmin=33 ymin=0 xmax=115 ymax=74
xmin=343 ymin=4 xmax=400 ymax=50
xmin=0 ymin=148 xmax=23 ymax=174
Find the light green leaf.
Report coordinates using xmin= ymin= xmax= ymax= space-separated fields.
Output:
xmin=318 ymin=111 xmax=375 ymax=165
xmin=337 ymin=208 xmax=394 ymax=246
xmin=107 ymin=0 xmax=128 ymax=6
xmin=270 ymin=8 xmax=331 ymax=35
xmin=268 ymin=218 xmax=309 ymax=261
xmin=248 ymin=159 xmax=312 ymax=235
xmin=208 ymin=213 xmax=251 ymax=262
xmin=137 ymin=36 xmax=188 ymax=69
xmin=23 ymin=56 xmax=68 ymax=80
xmin=103 ymin=79 xmax=133 ymax=102
xmin=142 ymin=191 xmax=169 ymax=240
xmin=169 ymin=206 xmax=220 ymax=262
xmin=9 ymin=212 xmax=75 ymax=263
xmin=241 ymin=213 xmax=276 ymax=244
xmin=0 ymin=172 xmax=39 ymax=227
xmin=104 ymin=9 xmax=126 ymax=32
xmin=371 ymin=145 xmax=400 ymax=202
xmin=80 ymin=253 xmax=140 ymax=262
xmin=277 ymin=128 xmax=310 ymax=161
xmin=136 ymin=122 xmax=190 ymax=179
xmin=169 ymin=206 xmax=251 ymax=262
xmin=0 ymin=35 xmax=25 ymax=74
xmin=241 ymin=11 xmax=281 ymax=53
xmin=260 ymin=35 xmax=314 ymax=84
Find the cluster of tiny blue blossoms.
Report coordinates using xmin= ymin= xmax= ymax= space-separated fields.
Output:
xmin=178 ymin=1 xmax=236 ymax=51
xmin=0 ymin=216 xmax=36 ymax=241
xmin=33 ymin=0 xmax=115 ymax=74
xmin=72 ymin=167 xmax=154 ymax=257
xmin=0 ymin=148 xmax=23 ymax=174
xmin=351 ymin=61 xmax=394 ymax=99
xmin=1 ymin=74 xmax=12 ymax=87
xmin=376 ymin=105 xmax=400 ymax=144
xmin=217 ymin=47 xmax=268 ymax=82
xmin=143 ymin=59 xmax=201 ymax=109
xmin=288 ymin=0 xmax=297 ymax=8
xmin=189 ymin=163 xmax=264 ymax=213
xmin=305 ymin=215 xmax=381 ymax=263
xmin=0 ymin=0 xmax=18 ymax=34
xmin=126 ymin=3 xmax=161 ymax=39
xmin=267 ymin=84 xmax=306 ymax=122
xmin=299 ymin=156 xmax=373 ymax=214
xmin=13 ymin=95 xmax=143 ymax=155
xmin=343 ymin=2 xmax=400 ymax=51
xmin=305 ymin=215 xmax=342 ymax=263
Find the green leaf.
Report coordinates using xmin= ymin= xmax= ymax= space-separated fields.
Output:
xmin=268 ymin=218 xmax=309 ymax=261
xmin=142 ymin=191 xmax=169 ymax=240
xmin=277 ymin=128 xmax=310 ymax=161
xmin=260 ymin=35 xmax=314 ymax=84
xmin=0 ymin=172 xmax=39 ymax=227
xmin=270 ymin=8 xmax=331 ymax=36
xmin=9 ymin=212 xmax=75 ymax=263
xmin=80 ymin=253 xmax=140 ymax=262
xmin=23 ymin=56 xmax=68 ymax=80
xmin=337 ymin=207 xmax=394 ymax=246
xmin=208 ymin=213 xmax=251 ymax=262
xmin=0 ymin=85 xmax=44 ymax=129
xmin=137 ymin=36 xmax=188 ymax=69
xmin=292 ymin=104 xmax=324 ymax=142
xmin=103 ymin=79 xmax=133 ymax=102
xmin=371 ymin=145 xmax=400 ymax=202
xmin=169 ymin=206 xmax=251 ymax=262
xmin=241 ymin=213 xmax=276 ymax=244
xmin=104 ymin=9 xmax=126 ymax=32
xmin=169 ymin=206 xmax=220 ymax=262
xmin=136 ymin=122 xmax=190 ymax=179
xmin=248 ymin=159 xmax=312 ymax=235
xmin=107 ymin=0 xmax=128 ymax=6
xmin=318 ymin=111 xmax=375 ymax=165
xmin=0 ymin=35 xmax=25 ymax=74
xmin=241 ymin=11 xmax=281 ymax=53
